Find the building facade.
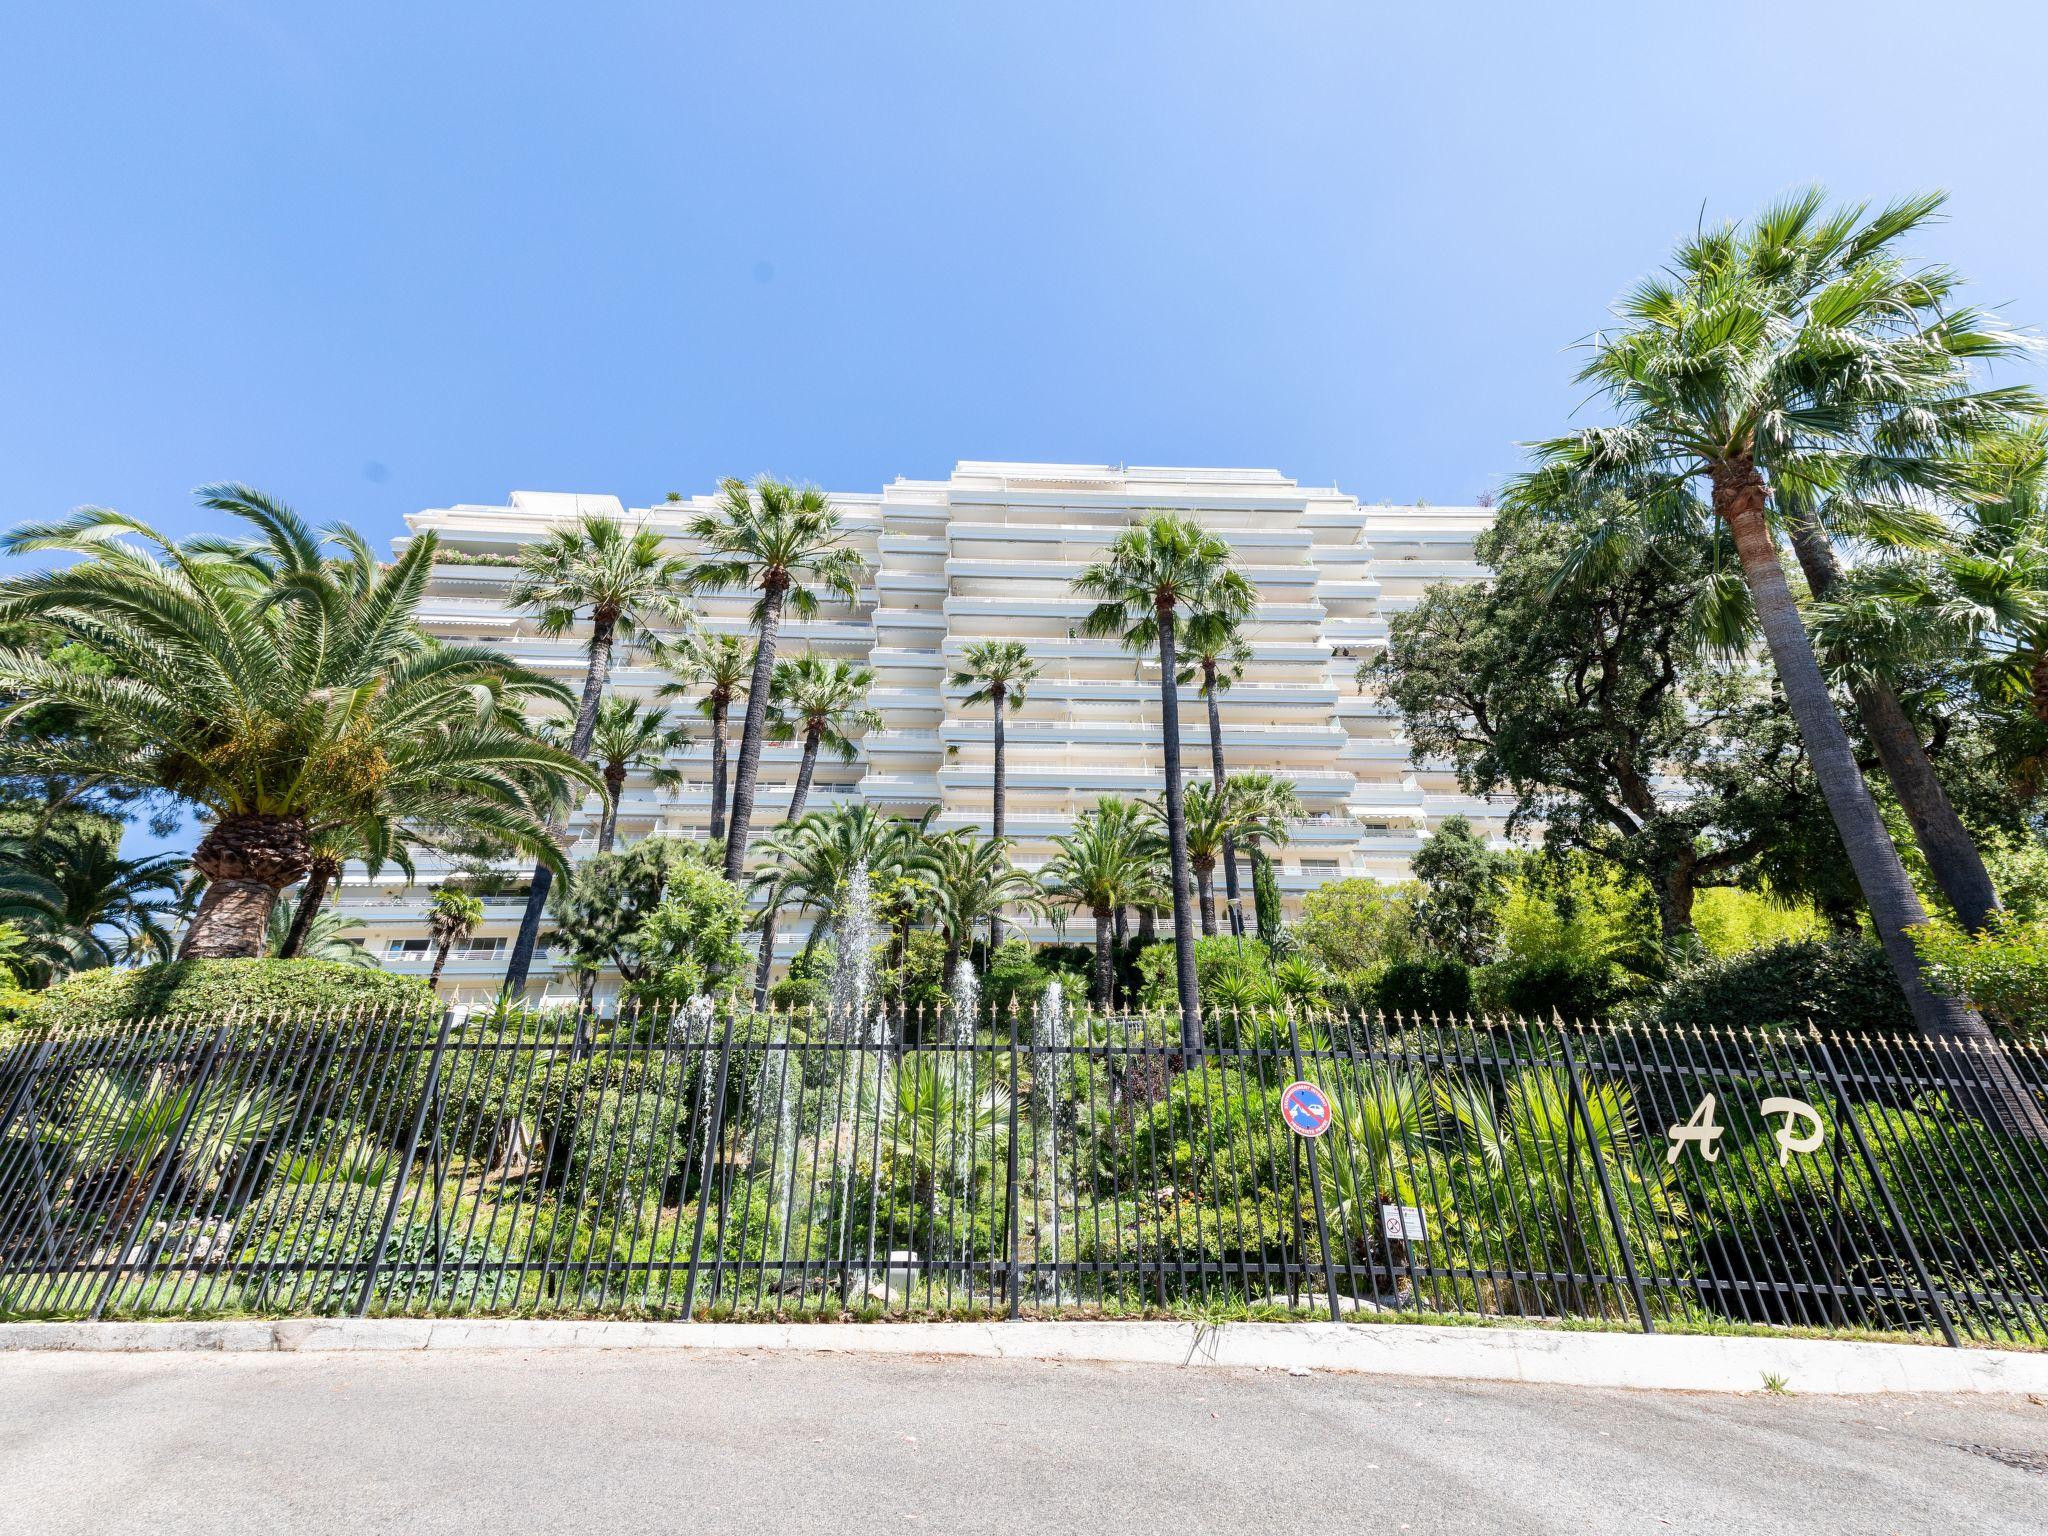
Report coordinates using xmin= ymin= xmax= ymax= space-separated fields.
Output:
xmin=341 ymin=463 xmax=1493 ymax=999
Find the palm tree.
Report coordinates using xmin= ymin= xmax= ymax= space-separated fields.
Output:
xmin=750 ymin=806 xmax=937 ymax=993
xmin=0 ymin=831 xmax=185 ymax=982
xmin=927 ymin=832 xmax=1046 ymax=990
xmin=1509 ymin=190 xmax=2041 ymax=1108
xmin=0 ymin=490 xmax=589 ymax=960
xmin=1146 ymin=781 xmax=1233 ymax=938
xmin=265 ymin=898 xmax=377 ymax=967
xmin=584 ymin=696 xmax=688 ymax=853
xmin=685 ymin=477 xmax=865 ymax=885
xmin=1178 ymin=601 xmax=1256 ymax=936
xmin=751 ymin=652 xmax=881 ymax=1003
xmin=1225 ymin=770 xmax=1303 ymax=945
xmin=1041 ymin=802 xmax=1160 ymax=1008
xmin=427 ymin=885 xmax=487 ymax=993
xmin=501 ymin=514 xmax=690 ymax=995
xmin=1075 ymin=514 xmax=1252 ymax=1050
xmin=653 ymin=629 xmax=754 ymax=845
xmin=949 ymin=639 xmax=1042 ymax=947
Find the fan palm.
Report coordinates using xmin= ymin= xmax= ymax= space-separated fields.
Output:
xmin=500 ymin=514 xmax=691 ymax=994
xmin=583 ymin=696 xmax=688 ymax=853
xmin=685 ymin=477 xmax=865 ymax=884
xmin=427 ymin=884 xmax=487 ymax=993
xmin=652 ymin=629 xmax=754 ymax=844
xmin=1177 ymin=598 xmax=1256 ymax=936
xmin=1508 ymin=190 xmax=2040 ymax=1093
xmin=1041 ymin=799 xmax=1162 ymax=1008
xmin=0 ymin=489 xmax=589 ymax=960
xmin=1075 ymin=514 xmax=1252 ymax=1050
xmin=949 ymin=639 xmax=1042 ymax=946
xmin=752 ymin=654 xmax=881 ymax=1004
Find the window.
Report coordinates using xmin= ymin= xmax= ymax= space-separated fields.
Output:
xmin=385 ymin=939 xmax=430 ymax=959
xmin=1301 ymin=859 xmax=1340 ymax=874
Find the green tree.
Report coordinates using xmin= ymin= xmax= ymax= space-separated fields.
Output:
xmin=685 ymin=477 xmax=865 ymax=884
xmin=1511 ymin=190 xmax=2039 ymax=1087
xmin=753 ymin=652 xmax=880 ymax=1002
xmin=949 ymin=638 xmax=1042 ymax=947
xmin=0 ymin=828 xmax=184 ymax=981
xmin=0 ymin=490 xmax=585 ymax=960
xmin=1146 ymin=780 xmax=1234 ymax=939
xmin=1384 ymin=499 xmax=1820 ymax=944
xmin=501 ymin=514 xmax=690 ymax=994
xmin=623 ymin=860 xmax=752 ymax=1007
xmin=1297 ymin=877 xmax=1421 ymax=975
xmin=1178 ymin=601 xmax=1256 ymax=936
xmin=547 ymin=837 xmax=715 ymax=987
xmin=1041 ymin=800 xmax=1162 ymax=1007
xmin=1223 ymin=770 xmax=1302 ymax=946
xmin=426 ymin=885 xmax=486 ymax=993
xmin=652 ymin=629 xmax=753 ymax=845
xmin=584 ymin=696 xmax=688 ymax=853
xmin=927 ymin=832 xmax=1046 ymax=990
xmin=1075 ymin=514 xmax=1253 ymax=1049
xmin=1412 ymin=816 xmax=1509 ymax=965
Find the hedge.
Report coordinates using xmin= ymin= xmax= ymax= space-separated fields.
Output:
xmin=1 ymin=958 xmax=437 ymax=1037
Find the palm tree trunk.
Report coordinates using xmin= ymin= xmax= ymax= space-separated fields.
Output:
xmin=1785 ymin=509 xmax=2000 ymax=933
xmin=1204 ymin=673 xmax=1244 ymax=937
xmin=504 ymin=614 xmax=617 ymax=998
xmin=277 ymin=854 xmax=338 ymax=959
xmin=754 ymin=730 xmax=822 ymax=1007
xmin=1194 ymin=859 xmax=1217 ymax=937
xmin=707 ymin=696 xmax=731 ymax=846
xmin=598 ymin=765 xmax=626 ymax=853
xmin=428 ymin=938 xmax=453 ymax=994
xmin=1713 ymin=459 xmax=2042 ymax=1135
xmin=180 ymin=813 xmax=309 ymax=960
xmin=989 ymin=690 xmax=1007 ymax=952
xmin=1155 ymin=610 xmax=1203 ymax=1052
xmin=725 ymin=587 xmax=785 ymax=885
xmin=1092 ymin=906 xmax=1113 ymax=1009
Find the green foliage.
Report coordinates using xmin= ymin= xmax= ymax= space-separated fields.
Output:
xmin=1646 ymin=939 xmax=1910 ymax=1033
xmin=982 ymin=938 xmax=1052 ymax=1021
xmin=549 ymin=837 xmax=719 ymax=983
xmin=1691 ymin=888 xmax=1829 ymax=957
xmin=1296 ymin=878 xmax=1420 ymax=974
xmin=3 ymin=958 xmax=434 ymax=1034
xmin=619 ymin=860 xmax=751 ymax=1007
xmin=1412 ymin=817 xmax=1509 ymax=964
xmin=1911 ymin=914 xmax=2048 ymax=1040
xmin=1374 ymin=958 xmax=1474 ymax=1019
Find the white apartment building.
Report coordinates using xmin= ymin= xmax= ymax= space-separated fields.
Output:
xmin=340 ymin=463 xmax=1494 ymax=999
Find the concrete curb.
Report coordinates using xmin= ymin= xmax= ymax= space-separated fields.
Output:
xmin=3 ymin=1317 xmax=2045 ymax=1394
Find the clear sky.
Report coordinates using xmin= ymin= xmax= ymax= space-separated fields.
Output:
xmin=5 ymin=1 xmax=2047 ymax=856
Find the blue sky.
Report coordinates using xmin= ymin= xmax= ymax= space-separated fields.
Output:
xmin=5 ymin=1 xmax=2047 ymax=856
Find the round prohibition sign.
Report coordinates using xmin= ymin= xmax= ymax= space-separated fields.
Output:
xmin=1280 ymin=1080 xmax=1333 ymax=1139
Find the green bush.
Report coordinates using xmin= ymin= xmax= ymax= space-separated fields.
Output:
xmin=1478 ymin=956 xmax=1619 ymax=1020
xmin=1911 ymin=914 xmax=2048 ymax=1040
xmin=1645 ymin=938 xmax=1909 ymax=1034
xmin=3 ymin=958 xmax=435 ymax=1036
xmin=1375 ymin=958 xmax=1473 ymax=1019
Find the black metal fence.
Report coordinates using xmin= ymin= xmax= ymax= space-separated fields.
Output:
xmin=3 ymin=1001 xmax=2045 ymax=1345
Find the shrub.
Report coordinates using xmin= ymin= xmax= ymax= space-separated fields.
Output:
xmin=1374 ymin=958 xmax=1473 ymax=1019
xmin=1911 ymin=914 xmax=2048 ymax=1041
xmin=982 ymin=938 xmax=1052 ymax=1022
xmin=1296 ymin=878 xmax=1420 ymax=974
xmin=3 ymin=958 xmax=435 ymax=1035
xmin=1478 ymin=956 xmax=1620 ymax=1020
xmin=1645 ymin=938 xmax=1909 ymax=1034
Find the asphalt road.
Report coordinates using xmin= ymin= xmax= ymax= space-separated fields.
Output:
xmin=2 ymin=1349 xmax=2043 ymax=1535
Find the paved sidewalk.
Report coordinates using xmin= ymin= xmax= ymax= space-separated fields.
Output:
xmin=3 ymin=1349 xmax=2044 ymax=1534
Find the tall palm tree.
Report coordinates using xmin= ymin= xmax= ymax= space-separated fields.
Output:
xmin=752 ymin=653 xmax=880 ymax=1004
xmin=0 ymin=490 xmax=589 ymax=959
xmin=685 ymin=477 xmax=865 ymax=885
xmin=949 ymin=639 xmax=1042 ymax=947
xmin=653 ymin=629 xmax=753 ymax=845
xmin=501 ymin=514 xmax=690 ymax=995
xmin=1227 ymin=770 xmax=1303 ymax=945
xmin=1177 ymin=612 xmax=1255 ymax=934
xmin=427 ymin=885 xmax=487 ymax=993
xmin=1074 ymin=514 xmax=1252 ymax=1050
xmin=584 ymin=696 xmax=688 ymax=853
xmin=1509 ymin=190 xmax=2041 ymax=1116
xmin=0 ymin=830 xmax=185 ymax=981
xmin=1041 ymin=801 xmax=1161 ymax=1008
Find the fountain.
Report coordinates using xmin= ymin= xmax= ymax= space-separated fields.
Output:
xmin=949 ymin=957 xmax=979 ymax=1045
xmin=827 ymin=860 xmax=875 ymax=1042
xmin=1031 ymin=979 xmax=1066 ymax=1303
